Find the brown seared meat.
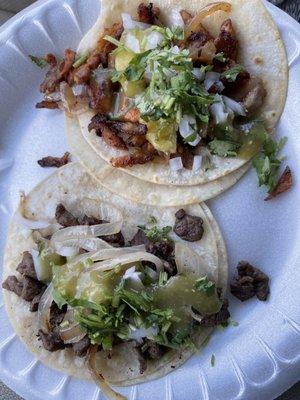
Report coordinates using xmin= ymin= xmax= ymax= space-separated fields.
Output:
xmin=35 ymin=100 xmax=59 ymax=109
xmin=88 ymin=113 xmax=107 ymax=131
xmin=173 ymin=209 xmax=204 ymax=242
xmin=130 ymin=229 xmax=151 ymax=247
xmin=55 ymin=203 xmax=79 ymax=227
xmin=110 ymin=151 xmax=155 ymax=168
xmin=38 ymin=330 xmax=66 ymax=352
xmin=137 ymin=3 xmax=160 ymax=24
xmin=49 ymin=302 xmax=67 ymax=332
xmin=102 ymin=232 xmax=125 ymax=247
xmin=21 ymin=277 xmax=46 ymax=302
xmin=16 ymin=251 xmax=37 ymax=279
xmin=214 ymin=19 xmax=238 ymax=61
xmin=186 ymin=28 xmax=216 ymax=65
xmin=73 ymin=64 xmax=91 ymax=85
xmin=101 ymin=125 xmax=128 ymax=150
xmin=2 ymin=276 xmax=23 ymax=297
xmin=40 ymin=63 xmax=61 ymax=94
xmin=59 ymin=49 xmax=76 ymax=79
xmin=180 ymin=10 xmax=193 ymax=25
xmin=147 ymin=241 xmax=177 ymax=276
xmin=87 ymin=78 xmax=114 ymax=112
xmin=241 ymin=78 xmax=267 ymax=116
xmin=37 ymin=152 xmax=70 ymax=168
xmin=123 ymin=107 xmax=141 ymax=123
xmin=265 ymin=166 xmax=292 ymax=201
xmin=199 ymin=299 xmax=230 ymax=327
xmin=72 ymin=336 xmax=90 ymax=357
xmin=44 ymin=53 xmax=57 ymax=66
xmin=107 ymin=121 xmax=148 ymax=136
xmin=144 ymin=340 xmax=165 ymax=360
xmin=230 ymin=261 xmax=270 ymax=302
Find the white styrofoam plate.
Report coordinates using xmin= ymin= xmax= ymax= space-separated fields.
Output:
xmin=0 ymin=1 xmax=299 ymax=399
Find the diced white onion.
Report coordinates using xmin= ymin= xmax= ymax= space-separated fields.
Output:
xmin=222 ymin=95 xmax=246 ymax=116
xmin=170 ymin=45 xmax=180 ymax=54
xmin=192 ymin=68 xmax=205 ymax=81
xmin=179 ymin=115 xmax=196 ymax=138
xmin=192 ymin=155 xmax=203 ymax=171
xmin=122 ymin=13 xmax=150 ymax=30
xmin=122 ymin=266 xmax=144 ymax=290
xmin=204 ymin=71 xmax=221 ymax=91
xmin=145 ymin=65 xmax=152 ymax=81
xmin=166 ymin=9 xmax=185 ymax=28
xmin=72 ymin=84 xmax=86 ymax=97
xmin=127 ymin=326 xmax=159 ymax=342
xmin=169 ymin=157 xmax=183 ymax=172
xmin=145 ymin=31 xmax=164 ymax=50
xmin=210 ymin=99 xmax=228 ymax=125
xmin=124 ymin=32 xmax=140 ymax=53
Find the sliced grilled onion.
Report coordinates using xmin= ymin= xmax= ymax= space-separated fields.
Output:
xmin=88 ymin=251 xmax=163 ymax=273
xmin=88 ymin=346 xmax=127 ymax=400
xmin=79 ymin=199 xmax=123 ymax=223
xmin=59 ymin=82 xmax=88 ymax=115
xmin=185 ymin=2 xmax=231 ymax=37
xmin=222 ymin=95 xmax=246 ymax=116
xmin=59 ymin=310 xmax=86 ymax=344
xmin=122 ymin=12 xmax=150 ymax=30
xmin=16 ymin=194 xmax=52 ymax=230
xmin=37 ymin=283 xmax=54 ymax=332
xmin=169 ymin=157 xmax=183 ymax=172
xmin=54 ymin=237 xmax=115 ymax=256
xmin=189 ymin=307 xmax=203 ymax=323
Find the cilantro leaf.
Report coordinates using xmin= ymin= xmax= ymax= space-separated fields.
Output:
xmin=209 ymin=139 xmax=240 ymax=157
xmin=214 ymin=52 xmax=226 ymax=63
xmin=140 ymin=225 xmax=173 ymax=242
xmin=195 ymin=277 xmax=216 ymax=296
xmin=147 ymin=215 xmax=157 ymax=225
xmin=221 ymin=65 xmax=244 ymax=82
xmin=183 ymin=131 xmax=198 ymax=144
xmin=29 ymin=55 xmax=48 ymax=69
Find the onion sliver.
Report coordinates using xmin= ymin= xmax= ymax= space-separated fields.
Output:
xmin=222 ymin=95 xmax=246 ymax=116
xmin=88 ymin=346 xmax=126 ymax=400
xmin=79 ymin=199 xmax=123 ymax=223
xmin=185 ymin=2 xmax=231 ymax=37
xmin=88 ymin=251 xmax=163 ymax=273
xmin=54 ymin=237 xmax=114 ymax=255
xmin=15 ymin=210 xmax=52 ymax=230
xmin=37 ymin=283 xmax=54 ymax=332
xmin=60 ymin=310 xmax=86 ymax=344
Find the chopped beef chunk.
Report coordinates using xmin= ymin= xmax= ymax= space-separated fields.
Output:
xmin=241 ymin=78 xmax=267 ymax=116
xmin=130 ymin=229 xmax=151 ymax=247
xmin=186 ymin=28 xmax=215 ymax=64
xmin=35 ymin=100 xmax=59 ymax=109
xmin=37 ymin=152 xmax=70 ymax=168
xmin=72 ymin=335 xmax=91 ymax=357
xmin=180 ymin=9 xmax=193 ymax=25
xmin=87 ymin=78 xmax=114 ymax=112
xmin=59 ymin=49 xmax=76 ymax=80
xmin=38 ymin=329 xmax=66 ymax=352
xmin=230 ymin=261 xmax=270 ymax=301
xmin=44 ymin=53 xmax=57 ymax=66
xmin=100 ymin=125 xmax=128 ymax=150
xmin=49 ymin=302 xmax=67 ymax=332
xmin=265 ymin=166 xmax=292 ymax=201
xmin=21 ymin=277 xmax=45 ymax=302
xmin=123 ymin=107 xmax=141 ymax=123
xmin=102 ymin=232 xmax=125 ymax=248
xmin=16 ymin=251 xmax=37 ymax=279
xmin=173 ymin=209 xmax=204 ymax=242
xmin=29 ymin=288 xmax=46 ymax=312
xmin=110 ymin=151 xmax=155 ymax=168
xmin=137 ymin=3 xmax=160 ymax=24
xmin=107 ymin=121 xmax=148 ymax=136
xmin=147 ymin=242 xmax=177 ymax=276
xmin=40 ymin=64 xmax=61 ymax=94
xmin=73 ymin=64 xmax=91 ymax=85
xmin=199 ymin=299 xmax=230 ymax=327
xmin=144 ymin=340 xmax=165 ymax=360
xmin=55 ymin=203 xmax=79 ymax=227
xmin=214 ymin=19 xmax=238 ymax=61
xmin=176 ymin=145 xmax=194 ymax=170
xmin=78 ymin=214 xmax=102 ymax=226
xmin=88 ymin=113 xmax=107 ymax=131
xmin=2 ymin=276 xmax=23 ymax=297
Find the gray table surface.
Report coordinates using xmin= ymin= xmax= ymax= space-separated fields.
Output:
xmin=0 ymin=0 xmax=299 ymax=399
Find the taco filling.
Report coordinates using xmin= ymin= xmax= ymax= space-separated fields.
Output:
xmin=3 ymin=192 xmax=229 ymax=398
xmin=32 ymin=2 xmax=289 ymax=195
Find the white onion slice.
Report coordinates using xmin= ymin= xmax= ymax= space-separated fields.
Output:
xmin=15 ymin=210 xmax=52 ymax=230
xmin=145 ymin=266 xmax=158 ymax=281
xmin=56 ymin=246 xmax=79 ymax=257
xmin=122 ymin=266 xmax=144 ymax=290
xmin=79 ymin=199 xmax=123 ymax=224
xmin=37 ymin=283 xmax=54 ymax=332
xmin=124 ymin=32 xmax=140 ymax=53
xmin=204 ymin=71 xmax=221 ymax=91
xmin=145 ymin=31 xmax=164 ymax=50
xmin=169 ymin=157 xmax=183 ymax=172
xmin=166 ymin=9 xmax=185 ymax=28
xmin=60 ymin=310 xmax=86 ymax=344
xmin=122 ymin=13 xmax=150 ymax=30
xmin=45 ymin=91 xmax=61 ymax=102
xmin=88 ymin=251 xmax=163 ymax=273
xmin=192 ymin=155 xmax=203 ymax=171
xmin=222 ymin=95 xmax=246 ymax=116
xmin=127 ymin=326 xmax=159 ymax=342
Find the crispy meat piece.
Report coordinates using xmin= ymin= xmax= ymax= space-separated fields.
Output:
xmin=176 ymin=145 xmax=194 ymax=170
xmin=59 ymin=49 xmax=76 ymax=79
xmin=40 ymin=63 xmax=61 ymax=94
xmin=16 ymin=251 xmax=37 ymax=279
xmin=73 ymin=64 xmax=91 ymax=85
xmin=242 ymin=78 xmax=267 ymax=116
xmin=2 ymin=276 xmax=23 ymax=297
xmin=38 ymin=329 xmax=65 ymax=352
xmin=102 ymin=125 xmax=128 ymax=150
xmin=173 ymin=209 xmax=204 ymax=242
xmin=130 ymin=229 xmax=151 ymax=247
xmin=35 ymin=100 xmax=59 ymax=109
xmin=44 ymin=53 xmax=57 ymax=66
xmin=55 ymin=203 xmax=79 ymax=227
xmin=180 ymin=10 xmax=193 ymax=25
xmin=102 ymin=232 xmax=125 ymax=248
xmin=79 ymin=214 xmax=102 ymax=225
xmin=49 ymin=302 xmax=67 ymax=332
xmin=230 ymin=261 xmax=270 ymax=302
xmin=21 ymin=277 xmax=45 ymax=302
xmin=37 ymin=152 xmax=70 ymax=168
xmin=88 ymin=114 xmax=107 ymax=131
xmin=30 ymin=288 xmax=46 ymax=312
xmin=199 ymin=299 xmax=230 ymax=327
xmin=214 ymin=19 xmax=238 ymax=61
xmin=265 ymin=166 xmax=292 ymax=201
xmin=87 ymin=78 xmax=114 ymax=112
xmin=110 ymin=151 xmax=155 ymax=168
xmin=147 ymin=242 xmax=177 ymax=276
xmin=72 ymin=336 xmax=91 ymax=357
xmin=144 ymin=340 xmax=165 ymax=360
xmin=186 ymin=28 xmax=216 ymax=65
xmin=108 ymin=121 xmax=147 ymax=136
xmin=123 ymin=107 xmax=141 ymax=123
xmin=137 ymin=3 xmax=160 ymax=24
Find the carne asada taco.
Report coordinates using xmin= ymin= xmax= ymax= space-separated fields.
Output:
xmin=2 ymin=162 xmax=228 ymax=398
xmin=66 ymin=115 xmax=251 ymax=206
xmin=34 ymin=0 xmax=288 ymax=197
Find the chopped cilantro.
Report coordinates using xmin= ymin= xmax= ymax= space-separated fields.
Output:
xmin=29 ymin=55 xmax=48 ymax=69
xmin=183 ymin=131 xmax=198 ymax=144
xmin=214 ymin=52 xmax=226 ymax=63
xmin=209 ymin=139 xmax=240 ymax=157
xmin=73 ymin=52 xmax=89 ymax=68
xmin=159 ymin=271 xmax=168 ymax=286
xmin=147 ymin=215 xmax=157 ymax=225
xmin=210 ymin=354 xmax=216 ymax=367
xmin=221 ymin=65 xmax=244 ymax=82
xmin=140 ymin=225 xmax=173 ymax=242
xmin=195 ymin=277 xmax=215 ymax=296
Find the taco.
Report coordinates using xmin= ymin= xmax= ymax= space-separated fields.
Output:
xmin=34 ymin=0 xmax=288 ymax=198
xmin=2 ymin=162 xmax=228 ymax=399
